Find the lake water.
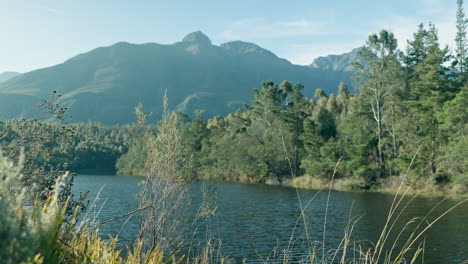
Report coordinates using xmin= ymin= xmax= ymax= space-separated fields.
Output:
xmin=72 ymin=175 xmax=467 ymax=263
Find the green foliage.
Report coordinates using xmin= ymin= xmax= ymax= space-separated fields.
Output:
xmin=0 ymin=153 xmax=184 ymax=264
xmin=455 ymin=0 xmax=467 ymax=74
xmin=198 ymin=81 xmax=308 ymax=182
xmin=135 ymin=95 xmax=214 ymax=257
xmin=437 ymin=86 xmax=468 ymax=187
xmin=353 ymin=29 xmax=403 ymax=172
xmin=0 ymin=93 xmax=89 ymax=220
xmin=190 ymin=16 xmax=466 ymax=192
xmin=0 ymin=120 xmax=131 ymax=175
xmin=116 ymin=133 xmax=147 ymax=176
xmin=0 ymin=154 xmax=66 ymax=264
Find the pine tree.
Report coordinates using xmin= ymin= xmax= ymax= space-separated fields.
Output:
xmin=247 ymin=81 xmax=292 ymax=179
xmin=189 ymin=110 xmax=209 ymax=152
xmin=282 ymin=83 xmax=308 ymax=177
xmin=455 ymin=0 xmax=468 ymax=74
xmin=410 ymin=24 xmax=452 ymax=173
xmin=301 ymin=118 xmax=322 ymax=177
xmin=404 ymin=24 xmax=428 ymax=97
xmin=251 ymin=81 xmax=286 ymax=126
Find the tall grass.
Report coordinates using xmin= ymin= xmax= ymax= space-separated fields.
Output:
xmin=0 ymin=152 xmax=185 ymax=264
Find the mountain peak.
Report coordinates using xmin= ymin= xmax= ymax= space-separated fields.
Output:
xmin=182 ymin=31 xmax=211 ymax=46
xmin=310 ymin=48 xmax=362 ymax=72
xmin=221 ymin=41 xmax=276 ymax=57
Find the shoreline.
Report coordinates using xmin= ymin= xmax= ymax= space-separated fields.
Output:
xmin=199 ymin=174 xmax=468 ymax=200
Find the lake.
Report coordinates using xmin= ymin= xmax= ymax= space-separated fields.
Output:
xmin=72 ymin=175 xmax=467 ymax=263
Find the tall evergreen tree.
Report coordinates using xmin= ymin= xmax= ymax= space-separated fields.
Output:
xmin=410 ymin=24 xmax=452 ymax=174
xmin=251 ymin=81 xmax=286 ymax=126
xmin=455 ymin=0 xmax=468 ymax=74
xmin=404 ymin=24 xmax=429 ymax=97
xmin=187 ymin=110 xmax=210 ymax=172
xmin=246 ymin=81 xmax=292 ymax=179
xmin=282 ymin=83 xmax=308 ymax=177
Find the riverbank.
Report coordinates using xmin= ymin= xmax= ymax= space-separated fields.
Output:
xmin=200 ymin=173 xmax=468 ymax=199
xmin=286 ymin=175 xmax=468 ymax=199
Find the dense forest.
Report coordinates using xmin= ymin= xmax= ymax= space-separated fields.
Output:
xmin=116 ymin=21 xmax=467 ymax=194
xmin=1 ymin=9 xmax=467 ymax=196
xmin=0 ymin=117 xmax=132 ymax=175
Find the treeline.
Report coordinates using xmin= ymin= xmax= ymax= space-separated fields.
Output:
xmin=0 ymin=120 xmax=132 ymax=175
xmin=120 ymin=20 xmax=467 ymax=193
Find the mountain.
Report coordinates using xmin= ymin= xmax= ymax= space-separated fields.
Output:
xmin=310 ymin=48 xmax=362 ymax=72
xmin=0 ymin=72 xmax=21 ymax=83
xmin=0 ymin=31 xmax=353 ymax=124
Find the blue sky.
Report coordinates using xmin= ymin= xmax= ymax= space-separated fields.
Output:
xmin=0 ymin=0 xmax=463 ymax=73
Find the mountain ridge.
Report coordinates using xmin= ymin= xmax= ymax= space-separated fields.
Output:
xmin=0 ymin=72 xmax=21 ymax=83
xmin=0 ymin=31 xmax=354 ymax=124
xmin=309 ymin=48 xmax=362 ymax=72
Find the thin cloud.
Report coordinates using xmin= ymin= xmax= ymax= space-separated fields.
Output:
xmin=39 ymin=6 xmax=62 ymax=15
xmin=232 ymin=17 xmax=264 ymax=26
xmin=418 ymin=0 xmax=443 ymax=6
xmin=216 ymin=17 xmax=332 ymax=42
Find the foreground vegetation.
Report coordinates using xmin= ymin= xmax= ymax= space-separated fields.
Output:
xmin=0 ymin=154 xmax=186 ymax=264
